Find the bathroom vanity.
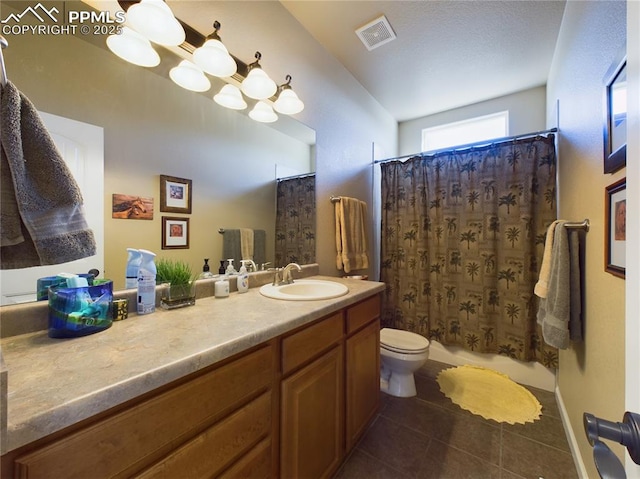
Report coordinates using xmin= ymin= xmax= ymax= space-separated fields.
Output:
xmin=0 ymin=274 xmax=384 ymax=478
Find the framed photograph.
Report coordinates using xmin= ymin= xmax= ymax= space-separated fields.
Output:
xmin=111 ymin=194 xmax=154 ymax=220
xmin=162 ymin=216 xmax=190 ymax=250
xmin=603 ymin=56 xmax=627 ymax=174
xmin=605 ymin=178 xmax=626 ymax=278
xmin=160 ymin=175 xmax=192 ymax=214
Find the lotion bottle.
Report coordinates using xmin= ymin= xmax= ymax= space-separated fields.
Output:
xmin=225 ymin=258 xmax=236 ymax=275
xmin=137 ymin=249 xmax=157 ymax=314
xmin=125 ymin=248 xmax=142 ymax=289
xmin=237 ymin=261 xmax=249 ymax=293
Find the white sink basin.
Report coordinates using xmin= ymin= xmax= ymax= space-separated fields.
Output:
xmin=259 ymin=279 xmax=349 ymax=301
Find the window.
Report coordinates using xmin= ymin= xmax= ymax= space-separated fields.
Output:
xmin=421 ymin=111 xmax=509 ymax=152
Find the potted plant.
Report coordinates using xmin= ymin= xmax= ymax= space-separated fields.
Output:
xmin=156 ymin=258 xmax=197 ymax=309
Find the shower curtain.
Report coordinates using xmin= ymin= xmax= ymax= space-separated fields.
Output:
xmin=275 ymin=174 xmax=316 ymax=267
xmin=380 ymin=135 xmax=558 ymax=367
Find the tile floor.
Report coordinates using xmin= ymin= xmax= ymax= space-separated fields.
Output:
xmin=334 ymin=360 xmax=579 ymax=479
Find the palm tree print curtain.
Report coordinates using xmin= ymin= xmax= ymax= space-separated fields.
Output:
xmin=380 ymin=135 xmax=558 ymax=367
xmin=275 ymin=174 xmax=316 ymax=267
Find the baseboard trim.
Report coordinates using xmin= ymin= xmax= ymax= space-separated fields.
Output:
xmin=555 ymin=385 xmax=589 ymax=478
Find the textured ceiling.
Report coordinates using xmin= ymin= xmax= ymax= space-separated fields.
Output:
xmin=280 ymin=1 xmax=567 ymax=122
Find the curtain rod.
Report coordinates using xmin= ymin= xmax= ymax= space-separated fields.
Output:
xmin=276 ymin=172 xmax=315 ymax=182
xmin=374 ymin=127 xmax=558 ymax=165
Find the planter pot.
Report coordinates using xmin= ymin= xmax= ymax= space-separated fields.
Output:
xmin=160 ymin=281 xmax=196 ymax=309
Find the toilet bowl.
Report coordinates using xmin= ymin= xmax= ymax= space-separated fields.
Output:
xmin=380 ymin=328 xmax=430 ymax=397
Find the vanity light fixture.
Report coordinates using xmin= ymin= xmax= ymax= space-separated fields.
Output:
xmin=106 ymin=26 xmax=160 ymax=67
xmin=273 ymin=75 xmax=304 ymax=115
xmin=241 ymin=52 xmax=277 ymax=100
xmin=126 ymin=0 xmax=185 ymax=47
xmin=192 ymin=21 xmax=237 ymax=78
xmin=249 ymin=100 xmax=278 ymax=123
xmin=214 ymin=84 xmax=247 ymax=110
xmin=169 ymin=60 xmax=211 ymax=92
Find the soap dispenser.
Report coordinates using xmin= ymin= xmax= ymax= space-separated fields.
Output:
xmin=237 ymin=260 xmax=250 ymax=293
xmin=199 ymin=258 xmax=214 ymax=279
xmin=225 ymin=258 xmax=237 ymax=275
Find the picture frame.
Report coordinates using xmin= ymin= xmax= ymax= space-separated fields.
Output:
xmin=111 ymin=194 xmax=154 ymax=220
xmin=160 ymin=175 xmax=192 ymax=214
xmin=603 ymin=56 xmax=627 ymax=174
xmin=162 ymin=216 xmax=190 ymax=250
xmin=605 ymin=178 xmax=626 ymax=278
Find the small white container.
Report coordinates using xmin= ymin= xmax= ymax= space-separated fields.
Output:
xmin=215 ymin=277 xmax=229 ymax=298
xmin=237 ymin=261 xmax=249 ymax=293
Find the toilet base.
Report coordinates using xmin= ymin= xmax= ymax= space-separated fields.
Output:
xmin=380 ymin=371 xmax=417 ymax=398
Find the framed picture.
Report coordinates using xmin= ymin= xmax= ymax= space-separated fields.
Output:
xmin=162 ymin=216 xmax=190 ymax=250
xmin=605 ymin=178 xmax=626 ymax=278
xmin=160 ymin=175 xmax=192 ymax=214
xmin=111 ymin=194 xmax=154 ymax=220
xmin=603 ymin=56 xmax=627 ymax=174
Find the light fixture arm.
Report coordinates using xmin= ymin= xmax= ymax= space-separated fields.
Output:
xmin=279 ymin=75 xmax=293 ymax=92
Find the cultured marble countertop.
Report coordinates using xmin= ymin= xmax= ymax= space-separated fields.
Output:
xmin=0 ymin=276 xmax=384 ymax=454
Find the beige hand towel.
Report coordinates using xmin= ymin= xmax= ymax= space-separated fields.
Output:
xmin=534 ymin=220 xmax=561 ymax=298
xmin=335 ymin=197 xmax=369 ymax=273
xmin=240 ymin=228 xmax=254 ymax=261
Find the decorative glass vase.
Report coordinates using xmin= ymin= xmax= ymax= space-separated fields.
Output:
xmin=160 ymin=281 xmax=196 ymax=309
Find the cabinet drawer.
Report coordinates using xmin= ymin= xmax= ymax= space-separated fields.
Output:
xmin=136 ymin=393 xmax=271 ymax=478
xmin=282 ymin=313 xmax=343 ymax=375
xmin=14 ymin=345 xmax=273 ymax=479
xmin=346 ymin=294 xmax=380 ymax=335
xmin=219 ymin=438 xmax=272 ymax=479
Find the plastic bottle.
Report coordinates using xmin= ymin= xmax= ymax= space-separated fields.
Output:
xmin=137 ymin=249 xmax=157 ymax=314
xmin=225 ymin=258 xmax=236 ymax=275
xmin=215 ymin=275 xmax=229 ymax=298
xmin=199 ymin=258 xmax=214 ymax=279
xmin=218 ymin=260 xmax=226 ymax=275
xmin=125 ymin=248 xmax=142 ymax=289
xmin=237 ymin=260 xmax=249 ymax=293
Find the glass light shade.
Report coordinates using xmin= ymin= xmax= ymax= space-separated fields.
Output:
xmin=214 ymin=84 xmax=247 ymax=110
xmin=249 ymin=101 xmax=278 ymax=123
xmin=273 ymin=88 xmax=304 ymax=115
xmin=126 ymin=0 xmax=185 ymax=46
xmin=241 ymin=67 xmax=277 ymax=100
xmin=193 ymin=39 xmax=237 ymax=78
xmin=169 ymin=60 xmax=211 ymax=92
xmin=106 ymin=26 xmax=160 ymax=67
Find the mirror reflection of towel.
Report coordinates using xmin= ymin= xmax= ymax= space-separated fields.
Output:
xmin=0 ymin=81 xmax=96 ymax=269
xmin=335 ymin=197 xmax=369 ymax=273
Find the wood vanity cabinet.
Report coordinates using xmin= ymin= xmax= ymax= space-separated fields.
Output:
xmin=8 ymin=343 xmax=277 ymax=479
xmin=279 ymin=294 xmax=381 ymax=478
xmin=3 ymin=292 xmax=381 ymax=479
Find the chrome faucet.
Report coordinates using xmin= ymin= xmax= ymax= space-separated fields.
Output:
xmin=281 ymin=263 xmax=302 ymax=285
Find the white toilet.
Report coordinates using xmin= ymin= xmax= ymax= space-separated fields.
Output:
xmin=380 ymin=328 xmax=430 ymax=397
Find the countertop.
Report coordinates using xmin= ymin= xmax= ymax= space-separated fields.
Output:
xmin=0 ymin=275 xmax=384 ymax=454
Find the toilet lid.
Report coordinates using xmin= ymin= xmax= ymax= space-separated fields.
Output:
xmin=380 ymin=328 xmax=430 ymax=354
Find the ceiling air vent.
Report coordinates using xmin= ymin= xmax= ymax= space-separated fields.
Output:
xmin=355 ymin=15 xmax=396 ymax=51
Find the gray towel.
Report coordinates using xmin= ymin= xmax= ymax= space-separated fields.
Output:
xmin=0 ymin=81 xmax=96 ymax=269
xmin=569 ymin=229 xmax=583 ymax=341
xmin=222 ymin=229 xmax=267 ymax=270
xmin=537 ymin=221 xmax=570 ymax=349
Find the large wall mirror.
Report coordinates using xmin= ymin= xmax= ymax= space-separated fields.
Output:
xmin=0 ymin=1 xmax=316 ymax=303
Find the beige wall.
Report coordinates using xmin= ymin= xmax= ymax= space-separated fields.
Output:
xmin=546 ymin=0 xmax=627 ymax=473
xmin=398 ymin=86 xmax=548 ymax=156
xmin=3 ymin=1 xmax=397 ymax=289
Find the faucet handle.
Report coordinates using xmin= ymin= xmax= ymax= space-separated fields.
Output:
xmin=261 ymin=262 xmax=272 ymax=271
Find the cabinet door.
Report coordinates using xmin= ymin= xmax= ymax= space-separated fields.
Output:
xmin=281 ymin=345 xmax=344 ymax=479
xmin=346 ymin=319 xmax=380 ymax=451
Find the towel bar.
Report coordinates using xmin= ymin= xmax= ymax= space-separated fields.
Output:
xmin=564 ymin=219 xmax=590 ymax=232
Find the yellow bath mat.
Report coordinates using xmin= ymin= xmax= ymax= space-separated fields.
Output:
xmin=436 ymin=364 xmax=542 ymax=424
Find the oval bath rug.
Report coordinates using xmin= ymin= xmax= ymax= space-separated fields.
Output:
xmin=436 ymin=364 xmax=542 ymax=425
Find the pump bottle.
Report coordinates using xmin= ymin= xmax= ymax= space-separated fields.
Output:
xmin=237 ymin=260 xmax=250 ymax=293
